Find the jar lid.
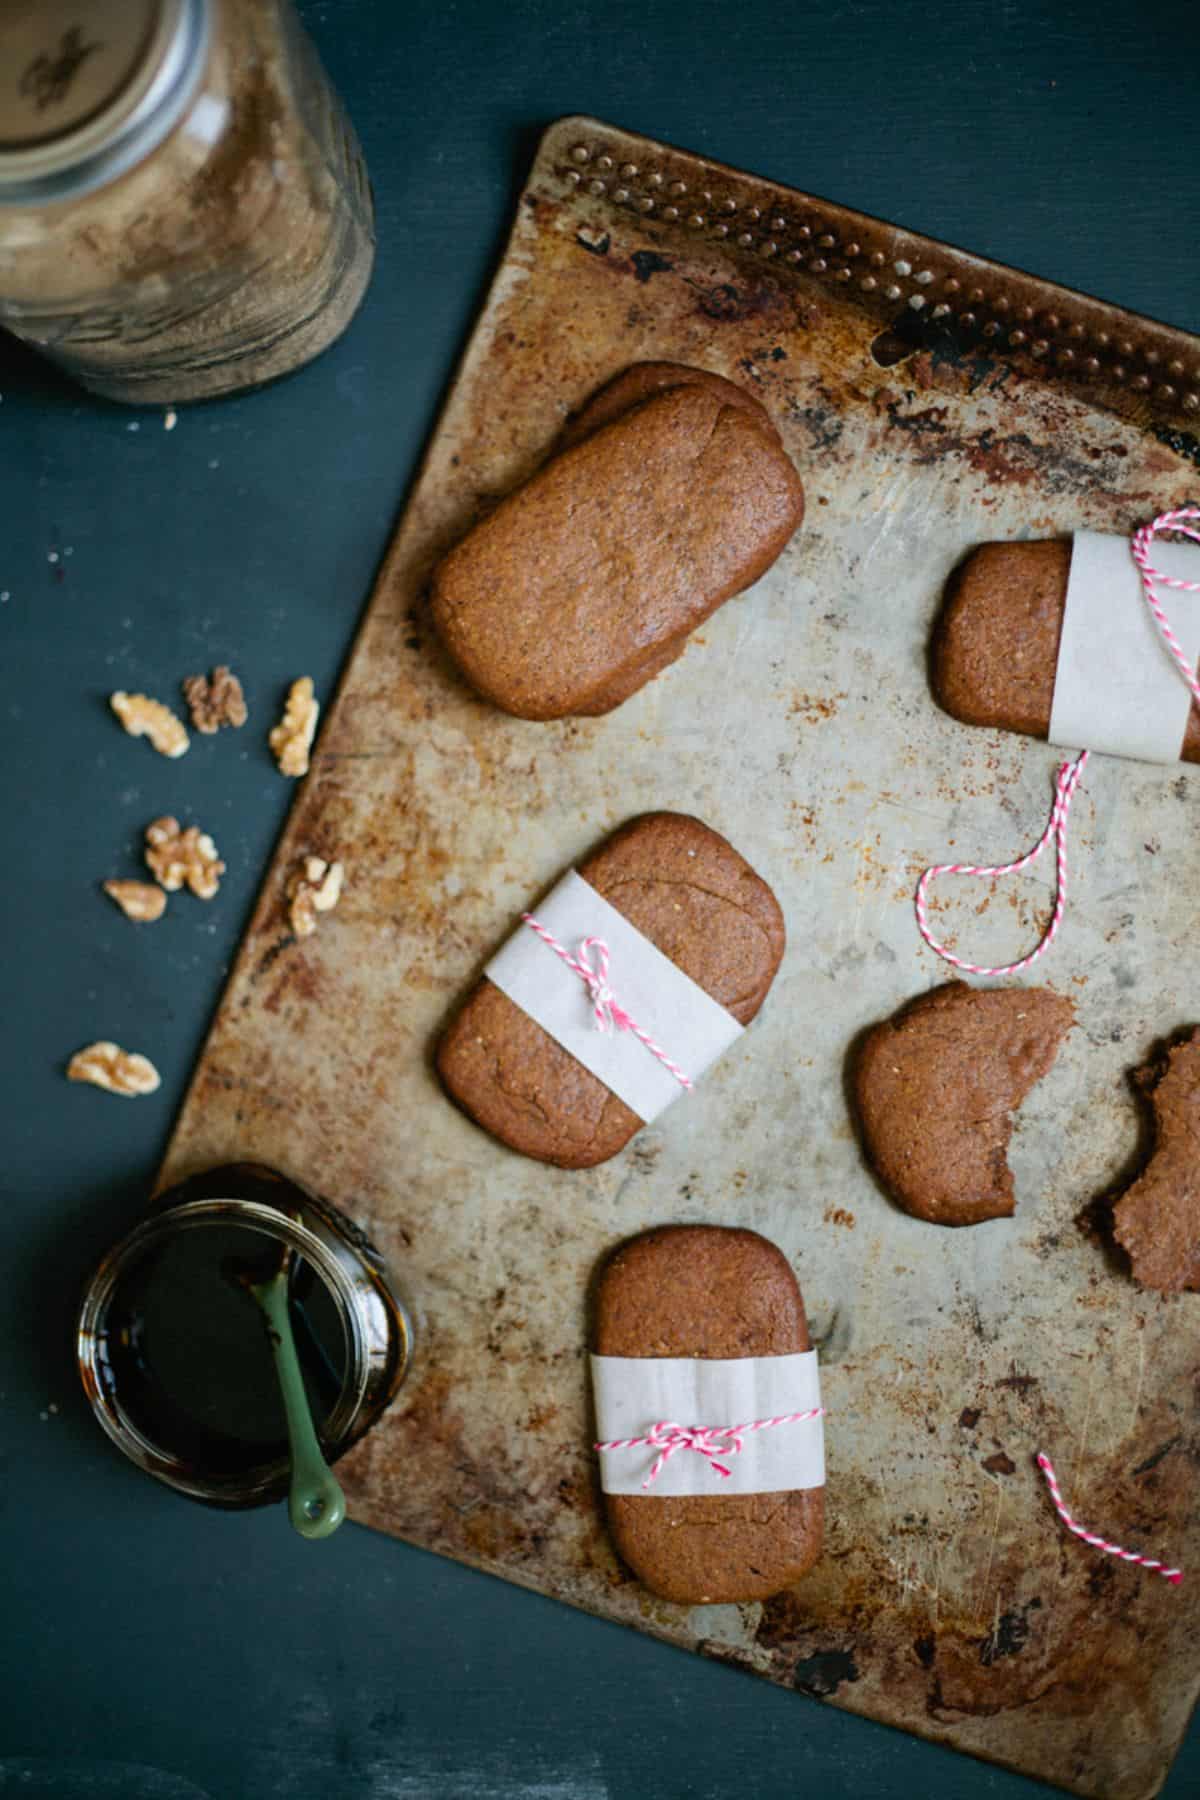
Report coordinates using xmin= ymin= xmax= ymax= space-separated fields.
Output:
xmin=0 ymin=0 xmax=210 ymax=206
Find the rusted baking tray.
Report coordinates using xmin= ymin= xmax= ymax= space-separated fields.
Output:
xmin=158 ymin=117 xmax=1200 ymax=1799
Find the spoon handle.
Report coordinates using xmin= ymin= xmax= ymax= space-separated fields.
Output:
xmin=258 ymin=1272 xmax=346 ymax=1540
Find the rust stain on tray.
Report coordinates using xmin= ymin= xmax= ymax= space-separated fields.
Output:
xmin=158 ymin=119 xmax=1200 ymax=1800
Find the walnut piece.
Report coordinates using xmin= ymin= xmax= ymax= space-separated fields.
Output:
xmin=68 ymin=1041 xmax=161 ymax=1096
xmin=103 ymin=879 xmax=167 ymax=922
xmin=290 ymin=885 xmax=318 ymax=939
xmin=183 ymin=665 xmax=247 ymax=734
xmin=309 ymin=857 xmax=344 ymax=912
xmin=287 ymin=855 xmax=345 ymax=938
xmin=144 ymin=816 xmax=225 ymax=899
xmin=269 ymin=677 xmax=320 ymax=777
xmin=110 ymin=691 xmax=189 ymax=758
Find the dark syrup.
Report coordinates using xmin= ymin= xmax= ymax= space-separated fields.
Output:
xmin=100 ymin=1222 xmax=347 ymax=1474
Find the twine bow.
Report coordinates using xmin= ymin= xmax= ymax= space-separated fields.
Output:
xmin=577 ymin=936 xmax=635 ymax=1034
xmin=641 ymin=1420 xmax=744 ymax=1484
xmin=596 ymin=1408 xmax=827 ymax=1491
xmin=520 ymin=915 xmax=693 ymax=1090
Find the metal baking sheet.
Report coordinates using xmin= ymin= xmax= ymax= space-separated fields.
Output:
xmin=158 ymin=118 xmax=1200 ymax=1799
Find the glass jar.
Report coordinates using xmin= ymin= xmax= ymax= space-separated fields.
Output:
xmin=0 ymin=0 xmax=376 ymax=402
xmin=77 ymin=1162 xmax=413 ymax=1507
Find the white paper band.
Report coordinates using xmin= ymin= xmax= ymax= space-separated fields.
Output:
xmin=592 ymin=1350 xmax=825 ymax=1497
xmin=1049 ymin=530 xmax=1200 ymax=763
xmin=485 ymin=870 xmax=744 ymax=1123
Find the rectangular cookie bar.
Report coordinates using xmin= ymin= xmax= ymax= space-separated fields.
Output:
xmin=593 ymin=1225 xmax=824 ymax=1605
xmin=931 ymin=539 xmax=1200 ymax=761
xmin=430 ymin=362 xmax=804 ymax=720
xmin=437 ymin=812 xmax=785 ymax=1169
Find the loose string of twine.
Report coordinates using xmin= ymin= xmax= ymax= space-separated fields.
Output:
xmin=915 ymin=751 xmax=1088 ymax=976
xmin=1036 ymin=1452 xmax=1183 ymax=1585
xmin=916 ymin=507 xmax=1200 ymax=976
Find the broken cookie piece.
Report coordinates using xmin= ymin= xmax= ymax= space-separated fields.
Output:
xmin=851 ymin=981 xmax=1075 ymax=1225
xmin=1112 ymin=1029 xmax=1200 ymax=1292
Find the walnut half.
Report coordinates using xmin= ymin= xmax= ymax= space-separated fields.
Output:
xmin=110 ymin=691 xmax=189 ymax=758
xmin=144 ymin=816 xmax=225 ymax=899
xmin=183 ymin=665 xmax=247 ymax=733
xmin=269 ymin=677 xmax=320 ymax=777
xmin=287 ymin=855 xmax=345 ymax=938
xmin=68 ymin=1041 xmax=161 ymax=1096
xmin=103 ymin=879 xmax=167 ymax=922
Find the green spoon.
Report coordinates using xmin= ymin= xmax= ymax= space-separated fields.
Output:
xmin=227 ymin=1250 xmax=346 ymax=1540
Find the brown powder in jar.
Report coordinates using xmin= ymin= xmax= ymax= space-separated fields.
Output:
xmin=0 ymin=0 xmax=374 ymax=403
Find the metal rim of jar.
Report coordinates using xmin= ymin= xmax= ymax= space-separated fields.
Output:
xmin=76 ymin=1195 xmax=410 ymax=1508
xmin=0 ymin=0 xmax=212 ymax=209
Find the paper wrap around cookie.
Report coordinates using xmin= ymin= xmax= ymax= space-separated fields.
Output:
xmin=485 ymin=870 xmax=744 ymax=1123
xmin=1049 ymin=530 xmax=1200 ymax=763
xmin=592 ymin=1350 xmax=825 ymax=1496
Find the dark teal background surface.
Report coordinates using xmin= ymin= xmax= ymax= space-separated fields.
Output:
xmin=2 ymin=2 xmax=1197 ymax=1795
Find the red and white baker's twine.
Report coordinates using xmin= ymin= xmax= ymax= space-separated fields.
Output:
xmin=916 ymin=508 xmax=1200 ymax=976
xmin=1036 ymin=1452 xmax=1183 ymax=1586
xmin=914 ymin=751 xmax=1088 ymax=977
xmin=1132 ymin=505 xmax=1200 ymax=707
xmin=520 ymin=916 xmax=693 ymax=1090
xmin=595 ymin=1409 xmax=827 ymax=1490
xmin=596 ymin=1428 xmax=1182 ymax=1578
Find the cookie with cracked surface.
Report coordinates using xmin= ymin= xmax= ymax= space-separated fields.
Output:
xmin=593 ymin=1224 xmax=823 ymax=1605
xmin=931 ymin=538 xmax=1200 ymax=761
xmin=852 ymin=981 xmax=1075 ymax=1225
xmin=437 ymin=812 xmax=785 ymax=1169
xmin=1112 ymin=1029 xmax=1200 ymax=1292
xmin=430 ymin=363 xmax=804 ymax=719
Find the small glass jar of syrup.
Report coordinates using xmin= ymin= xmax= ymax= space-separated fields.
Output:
xmin=77 ymin=1163 xmax=413 ymax=1507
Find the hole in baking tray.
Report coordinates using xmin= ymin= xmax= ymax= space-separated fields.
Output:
xmin=870 ymin=326 xmax=919 ymax=367
xmin=870 ymin=310 xmax=934 ymax=367
xmin=870 ymin=308 xmax=986 ymax=370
